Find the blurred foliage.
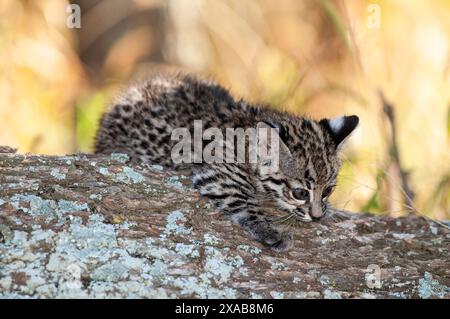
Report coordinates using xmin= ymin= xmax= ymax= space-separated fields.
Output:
xmin=76 ymin=92 xmax=107 ymax=152
xmin=0 ymin=0 xmax=449 ymax=219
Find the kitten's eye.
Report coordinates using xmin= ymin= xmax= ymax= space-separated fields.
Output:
xmin=292 ymin=188 xmax=309 ymax=201
xmin=322 ymin=186 xmax=334 ymax=199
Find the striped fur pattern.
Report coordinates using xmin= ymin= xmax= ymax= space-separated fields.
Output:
xmin=95 ymin=74 xmax=358 ymax=251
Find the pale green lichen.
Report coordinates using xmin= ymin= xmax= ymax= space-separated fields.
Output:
xmin=388 ymin=291 xmax=407 ymax=298
xmin=337 ymin=221 xmax=356 ymax=230
xmin=110 ymin=153 xmax=129 ymax=164
xmin=98 ymin=167 xmax=109 ymax=175
xmin=319 ymin=275 xmax=330 ymax=285
xmin=0 ymin=224 xmax=13 ymax=243
xmin=151 ymin=164 xmax=164 ymax=171
xmin=201 ymin=246 xmax=246 ymax=284
xmin=392 ymin=233 xmax=415 ymax=240
xmin=2 ymin=191 xmax=253 ymax=298
xmin=429 ymin=225 xmax=438 ymax=235
xmin=249 ymin=292 xmax=263 ymax=299
xmin=147 ymin=260 xmax=168 ymax=280
xmin=146 ymin=246 xmax=173 ymax=261
xmin=237 ymin=244 xmax=262 ymax=255
xmin=418 ymin=272 xmax=450 ymax=299
xmin=3 ymin=182 xmax=39 ymax=191
xmin=89 ymin=194 xmax=103 ymax=200
xmin=91 ymin=262 xmax=130 ymax=282
xmin=165 ymin=176 xmax=183 ymax=189
xmin=174 ymin=243 xmax=199 ymax=257
xmin=97 ymin=165 xmax=145 ymax=184
xmin=50 ymin=168 xmax=66 ymax=180
xmin=323 ymin=288 xmax=342 ymax=299
xmin=30 ymin=228 xmax=55 ymax=243
xmin=0 ymin=211 xmax=173 ymax=298
xmin=270 ymin=291 xmax=284 ymax=299
xmin=115 ymin=167 xmax=145 ymax=184
xmin=164 ymin=211 xmax=192 ymax=235
xmin=271 ymin=262 xmax=288 ymax=271
xmin=116 ymin=221 xmax=136 ymax=230
xmin=58 ymin=200 xmax=89 ymax=213
xmin=10 ymin=195 xmax=88 ymax=226
xmin=204 ymin=256 xmax=235 ymax=284
xmin=203 ymin=233 xmax=220 ymax=245
xmin=172 ymin=276 xmax=237 ymax=298
xmin=360 ymin=292 xmax=377 ymax=299
xmin=46 ymin=215 xmax=119 ymax=272
xmin=11 ymin=194 xmax=57 ymax=217
xmin=307 ymin=269 xmax=319 ymax=278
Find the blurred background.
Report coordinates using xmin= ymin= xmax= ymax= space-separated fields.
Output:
xmin=0 ymin=0 xmax=448 ymax=219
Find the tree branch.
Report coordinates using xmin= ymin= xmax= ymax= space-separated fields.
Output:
xmin=0 ymin=149 xmax=448 ymax=298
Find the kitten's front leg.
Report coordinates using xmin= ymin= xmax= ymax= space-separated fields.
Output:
xmin=193 ymin=166 xmax=291 ymax=251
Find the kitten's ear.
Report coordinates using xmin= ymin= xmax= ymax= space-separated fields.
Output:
xmin=319 ymin=115 xmax=359 ymax=148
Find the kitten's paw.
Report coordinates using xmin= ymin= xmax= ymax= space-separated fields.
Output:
xmin=250 ymin=225 xmax=281 ymax=244
xmin=260 ymin=231 xmax=282 ymax=246
xmin=270 ymin=233 xmax=293 ymax=252
xmin=241 ymin=217 xmax=292 ymax=252
xmin=254 ymin=227 xmax=292 ymax=252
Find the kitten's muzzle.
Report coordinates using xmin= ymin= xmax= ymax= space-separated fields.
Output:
xmin=293 ymin=210 xmax=313 ymax=222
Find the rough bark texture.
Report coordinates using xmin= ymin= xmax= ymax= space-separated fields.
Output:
xmin=0 ymin=150 xmax=449 ymax=299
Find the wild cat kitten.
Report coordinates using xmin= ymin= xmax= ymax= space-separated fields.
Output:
xmin=95 ymin=74 xmax=359 ymax=251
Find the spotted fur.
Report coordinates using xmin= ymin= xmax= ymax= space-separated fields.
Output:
xmin=95 ymin=74 xmax=358 ymax=251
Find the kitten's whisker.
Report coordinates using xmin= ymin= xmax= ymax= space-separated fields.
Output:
xmin=270 ymin=214 xmax=291 ymax=222
xmin=272 ymin=213 xmax=296 ymax=225
xmin=323 ymin=212 xmax=340 ymax=223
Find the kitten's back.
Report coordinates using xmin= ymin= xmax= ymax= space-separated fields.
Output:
xmin=94 ymin=74 xmax=256 ymax=164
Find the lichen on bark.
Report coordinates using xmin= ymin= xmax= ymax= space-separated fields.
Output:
xmin=0 ymin=150 xmax=449 ymax=299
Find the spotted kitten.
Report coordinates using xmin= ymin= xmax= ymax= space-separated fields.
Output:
xmin=95 ymin=74 xmax=359 ymax=251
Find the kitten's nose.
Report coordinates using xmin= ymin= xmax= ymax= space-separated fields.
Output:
xmin=309 ymin=207 xmax=323 ymax=219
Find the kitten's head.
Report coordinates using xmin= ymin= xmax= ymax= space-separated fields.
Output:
xmin=256 ymin=115 xmax=359 ymax=222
